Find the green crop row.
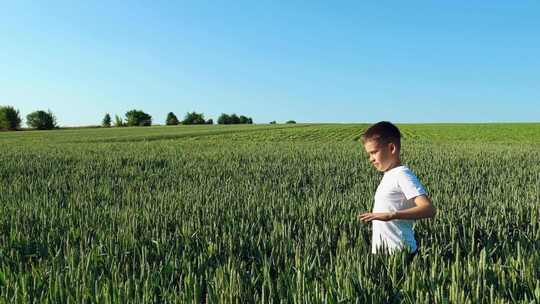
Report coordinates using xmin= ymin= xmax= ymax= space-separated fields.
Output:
xmin=0 ymin=124 xmax=539 ymax=303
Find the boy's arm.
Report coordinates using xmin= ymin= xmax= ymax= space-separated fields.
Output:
xmin=391 ymin=195 xmax=436 ymax=220
xmin=358 ymin=195 xmax=436 ymax=222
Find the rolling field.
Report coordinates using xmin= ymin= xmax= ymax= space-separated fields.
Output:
xmin=1 ymin=123 xmax=539 ymax=303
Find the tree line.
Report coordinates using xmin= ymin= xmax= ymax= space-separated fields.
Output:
xmin=0 ymin=106 xmax=58 ymax=130
xmin=102 ymin=111 xmax=254 ymax=127
xmin=1 ymin=105 xmax=299 ymax=131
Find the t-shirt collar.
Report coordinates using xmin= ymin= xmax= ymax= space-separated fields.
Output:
xmin=384 ymin=164 xmax=405 ymax=174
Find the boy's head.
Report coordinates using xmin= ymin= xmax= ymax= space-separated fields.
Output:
xmin=361 ymin=121 xmax=401 ymax=172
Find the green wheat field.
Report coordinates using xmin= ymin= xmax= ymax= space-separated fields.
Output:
xmin=1 ymin=123 xmax=539 ymax=303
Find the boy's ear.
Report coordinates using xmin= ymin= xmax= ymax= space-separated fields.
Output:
xmin=389 ymin=142 xmax=397 ymax=155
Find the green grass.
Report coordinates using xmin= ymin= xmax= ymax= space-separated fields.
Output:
xmin=1 ymin=123 xmax=539 ymax=303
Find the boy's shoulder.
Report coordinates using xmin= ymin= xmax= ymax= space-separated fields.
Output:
xmin=385 ymin=165 xmax=421 ymax=184
xmin=391 ymin=165 xmax=427 ymax=198
xmin=387 ymin=165 xmax=414 ymax=176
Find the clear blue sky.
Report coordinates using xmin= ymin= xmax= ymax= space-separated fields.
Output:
xmin=1 ymin=1 xmax=539 ymax=126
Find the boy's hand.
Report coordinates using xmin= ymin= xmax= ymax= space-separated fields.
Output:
xmin=358 ymin=212 xmax=395 ymax=222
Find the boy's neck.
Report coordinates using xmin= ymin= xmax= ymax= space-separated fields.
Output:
xmin=384 ymin=159 xmax=402 ymax=172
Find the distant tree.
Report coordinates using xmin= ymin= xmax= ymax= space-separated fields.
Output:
xmin=238 ymin=115 xmax=253 ymax=124
xmin=206 ymin=118 xmax=213 ymax=125
xmin=0 ymin=105 xmax=22 ymax=131
xmin=218 ymin=113 xmax=252 ymax=124
xmin=230 ymin=114 xmax=240 ymax=124
xmin=26 ymin=110 xmax=57 ymax=130
xmin=218 ymin=113 xmax=230 ymax=125
xmin=114 ymin=115 xmax=124 ymax=127
xmin=165 ymin=112 xmax=179 ymax=125
xmin=182 ymin=112 xmax=206 ymax=125
xmin=102 ymin=113 xmax=111 ymax=128
xmin=286 ymin=120 xmax=296 ymax=124
xmin=125 ymin=110 xmax=152 ymax=126
xmin=269 ymin=121 xmax=277 ymax=124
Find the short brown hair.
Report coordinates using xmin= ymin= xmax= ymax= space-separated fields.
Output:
xmin=361 ymin=121 xmax=401 ymax=149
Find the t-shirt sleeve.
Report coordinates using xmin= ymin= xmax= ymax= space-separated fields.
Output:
xmin=397 ymin=169 xmax=427 ymax=200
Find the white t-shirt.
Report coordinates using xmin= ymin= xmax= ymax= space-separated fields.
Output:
xmin=371 ymin=165 xmax=426 ymax=254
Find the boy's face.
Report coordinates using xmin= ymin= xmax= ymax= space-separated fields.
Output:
xmin=363 ymin=139 xmax=399 ymax=172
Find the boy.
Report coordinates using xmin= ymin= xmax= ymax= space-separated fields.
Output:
xmin=358 ymin=121 xmax=436 ymax=256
